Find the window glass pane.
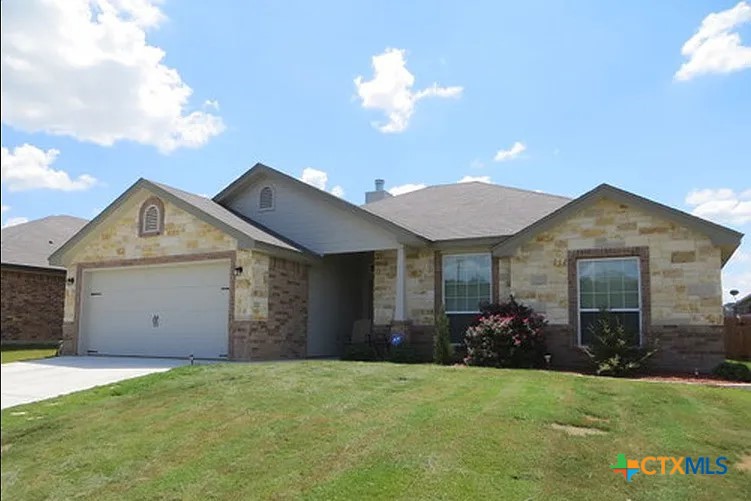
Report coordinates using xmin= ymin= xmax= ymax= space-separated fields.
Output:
xmin=580 ymin=292 xmax=594 ymax=309
xmin=593 ymin=293 xmax=609 ymax=309
xmin=610 ymin=292 xmax=625 ymax=309
xmin=443 ymin=254 xmax=491 ymax=312
xmin=624 ymin=292 xmax=639 ymax=309
xmin=580 ymin=311 xmax=640 ymax=346
xmin=580 ymin=276 xmax=593 ymax=293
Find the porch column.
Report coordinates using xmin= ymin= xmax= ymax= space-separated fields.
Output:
xmin=394 ymin=245 xmax=406 ymax=321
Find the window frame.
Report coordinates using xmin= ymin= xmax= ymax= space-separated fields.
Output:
xmin=576 ymin=256 xmax=642 ymax=347
xmin=138 ymin=196 xmax=165 ymax=237
xmin=258 ymin=185 xmax=275 ymax=211
xmin=441 ymin=252 xmax=493 ymax=314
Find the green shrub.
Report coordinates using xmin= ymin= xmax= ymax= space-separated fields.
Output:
xmin=712 ymin=361 xmax=751 ymax=382
xmin=388 ymin=344 xmax=426 ymax=364
xmin=582 ymin=312 xmax=657 ymax=377
xmin=464 ymin=297 xmax=547 ymax=368
xmin=342 ymin=343 xmax=379 ymax=361
xmin=433 ymin=308 xmax=453 ymax=365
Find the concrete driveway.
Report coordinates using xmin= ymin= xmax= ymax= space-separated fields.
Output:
xmin=1 ymin=356 xmax=188 ymax=409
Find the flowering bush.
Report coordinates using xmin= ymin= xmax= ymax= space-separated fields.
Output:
xmin=464 ymin=296 xmax=547 ymax=368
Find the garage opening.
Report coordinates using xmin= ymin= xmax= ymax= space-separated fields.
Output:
xmin=79 ymin=260 xmax=230 ymax=359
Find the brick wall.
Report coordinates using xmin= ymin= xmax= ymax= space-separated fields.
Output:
xmin=1 ymin=267 xmax=65 ymax=344
xmin=231 ymin=256 xmax=308 ymax=360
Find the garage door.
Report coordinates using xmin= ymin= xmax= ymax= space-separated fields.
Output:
xmin=80 ymin=261 xmax=230 ymax=359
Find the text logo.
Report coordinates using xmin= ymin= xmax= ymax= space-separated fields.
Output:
xmin=610 ymin=454 xmax=728 ymax=482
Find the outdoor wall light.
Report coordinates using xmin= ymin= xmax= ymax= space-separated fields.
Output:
xmin=234 ymin=266 xmax=244 ymax=276
xmin=66 ymin=277 xmax=75 ymax=285
xmin=544 ymin=353 xmax=552 ymax=368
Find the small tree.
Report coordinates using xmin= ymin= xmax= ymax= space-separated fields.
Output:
xmin=433 ymin=307 xmax=453 ymax=365
xmin=583 ymin=312 xmax=657 ymax=377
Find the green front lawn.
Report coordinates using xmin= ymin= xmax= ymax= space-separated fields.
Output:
xmin=1 ymin=345 xmax=57 ymax=364
xmin=2 ymin=362 xmax=750 ymax=500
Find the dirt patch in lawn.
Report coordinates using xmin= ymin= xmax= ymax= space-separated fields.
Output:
xmin=550 ymin=423 xmax=606 ymax=436
xmin=583 ymin=415 xmax=609 ymax=424
xmin=737 ymin=454 xmax=751 ymax=472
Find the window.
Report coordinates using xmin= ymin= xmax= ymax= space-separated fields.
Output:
xmin=577 ymin=257 xmax=641 ymax=346
xmin=259 ymin=186 xmax=274 ymax=210
xmin=139 ymin=197 xmax=164 ymax=236
xmin=443 ymin=254 xmax=492 ymax=313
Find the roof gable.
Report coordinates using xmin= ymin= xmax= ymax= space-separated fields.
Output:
xmin=492 ymin=184 xmax=743 ymax=264
xmin=49 ymin=179 xmax=313 ymax=266
xmin=213 ymin=163 xmax=426 ymax=250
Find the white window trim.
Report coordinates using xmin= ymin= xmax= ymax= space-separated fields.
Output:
xmin=142 ymin=204 xmax=161 ymax=233
xmin=576 ymin=256 xmax=642 ymax=347
xmin=442 ymin=252 xmax=493 ymax=314
xmin=258 ymin=185 xmax=275 ymax=212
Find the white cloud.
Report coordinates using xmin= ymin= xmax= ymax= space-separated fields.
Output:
xmin=388 ymin=183 xmax=426 ymax=196
xmin=2 ymin=216 xmax=29 ymax=228
xmin=203 ymin=99 xmax=220 ymax=110
xmin=1 ymin=143 xmax=97 ymax=191
xmin=458 ymin=175 xmax=492 ymax=184
xmin=300 ymin=167 xmax=328 ymax=190
xmin=494 ymin=141 xmax=526 ymax=162
xmin=354 ymin=48 xmax=462 ymax=133
xmin=0 ymin=0 xmax=224 ymax=153
xmin=299 ymin=167 xmax=344 ymax=197
xmin=1 ymin=205 xmax=8 ymax=214
xmin=685 ymin=188 xmax=751 ymax=224
xmin=675 ymin=1 xmax=751 ymax=81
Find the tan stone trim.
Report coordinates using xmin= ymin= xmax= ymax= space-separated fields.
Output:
xmin=491 ymin=257 xmax=500 ymax=304
xmin=138 ymin=196 xmax=165 ymax=237
xmin=567 ymin=246 xmax=650 ymax=346
xmin=71 ymin=251 xmax=236 ymax=357
xmin=433 ymin=250 xmax=443 ymax=316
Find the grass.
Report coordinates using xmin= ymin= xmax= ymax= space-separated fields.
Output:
xmin=2 ymin=362 xmax=750 ymax=500
xmin=1 ymin=344 xmax=57 ymax=364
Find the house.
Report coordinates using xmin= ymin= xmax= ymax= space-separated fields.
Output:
xmin=49 ymin=163 xmax=743 ymax=371
xmin=730 ymin=293 xmax=751 ymax=316
xmin=1 ymin=216 xmax=88 ymax=344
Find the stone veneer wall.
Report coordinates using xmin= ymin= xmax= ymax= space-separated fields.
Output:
xmin=1 ymin=267 xmax=65 ymax=344
xmin=63 ymin=189 xmax=237 ymax=328
xmin=373 ymin=248 xmax=436 ymax=326
xmin=373 ymin=250 xmax=396 ymax=325
xmin=505 ymin=197 xmax=724 ymax=371
xmin=406 ymin=248 xmax=435 ymax=325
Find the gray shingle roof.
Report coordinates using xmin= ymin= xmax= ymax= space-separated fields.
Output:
xmin=1 ymin=216 xmax=88 ymax=270
xmin=150 ymin=181 xmax=306 ymax=253
xmin=362 ymin=182 xmax=572 ymax=241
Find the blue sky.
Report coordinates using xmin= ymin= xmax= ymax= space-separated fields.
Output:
xmin=1 ymin=0 xmax=749 ymax=299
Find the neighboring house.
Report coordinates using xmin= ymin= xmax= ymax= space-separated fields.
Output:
xmin=1 ymin=216 xmax=89 ymax=344
xmin=730 ymin=293 xmax=751 ymax=316
xmin=49 ymin=164 xmax=742 ymax=371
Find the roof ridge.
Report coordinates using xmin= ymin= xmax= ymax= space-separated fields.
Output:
xmin=367 ymin=180 xmax=572 ymax=205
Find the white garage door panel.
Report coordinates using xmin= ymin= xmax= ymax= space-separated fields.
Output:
xmin=81 ymin=261 xmax=230 ymax=359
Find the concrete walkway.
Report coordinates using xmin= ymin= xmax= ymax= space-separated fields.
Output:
xmin=1 ymin=356 xmax=188 ymax=409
